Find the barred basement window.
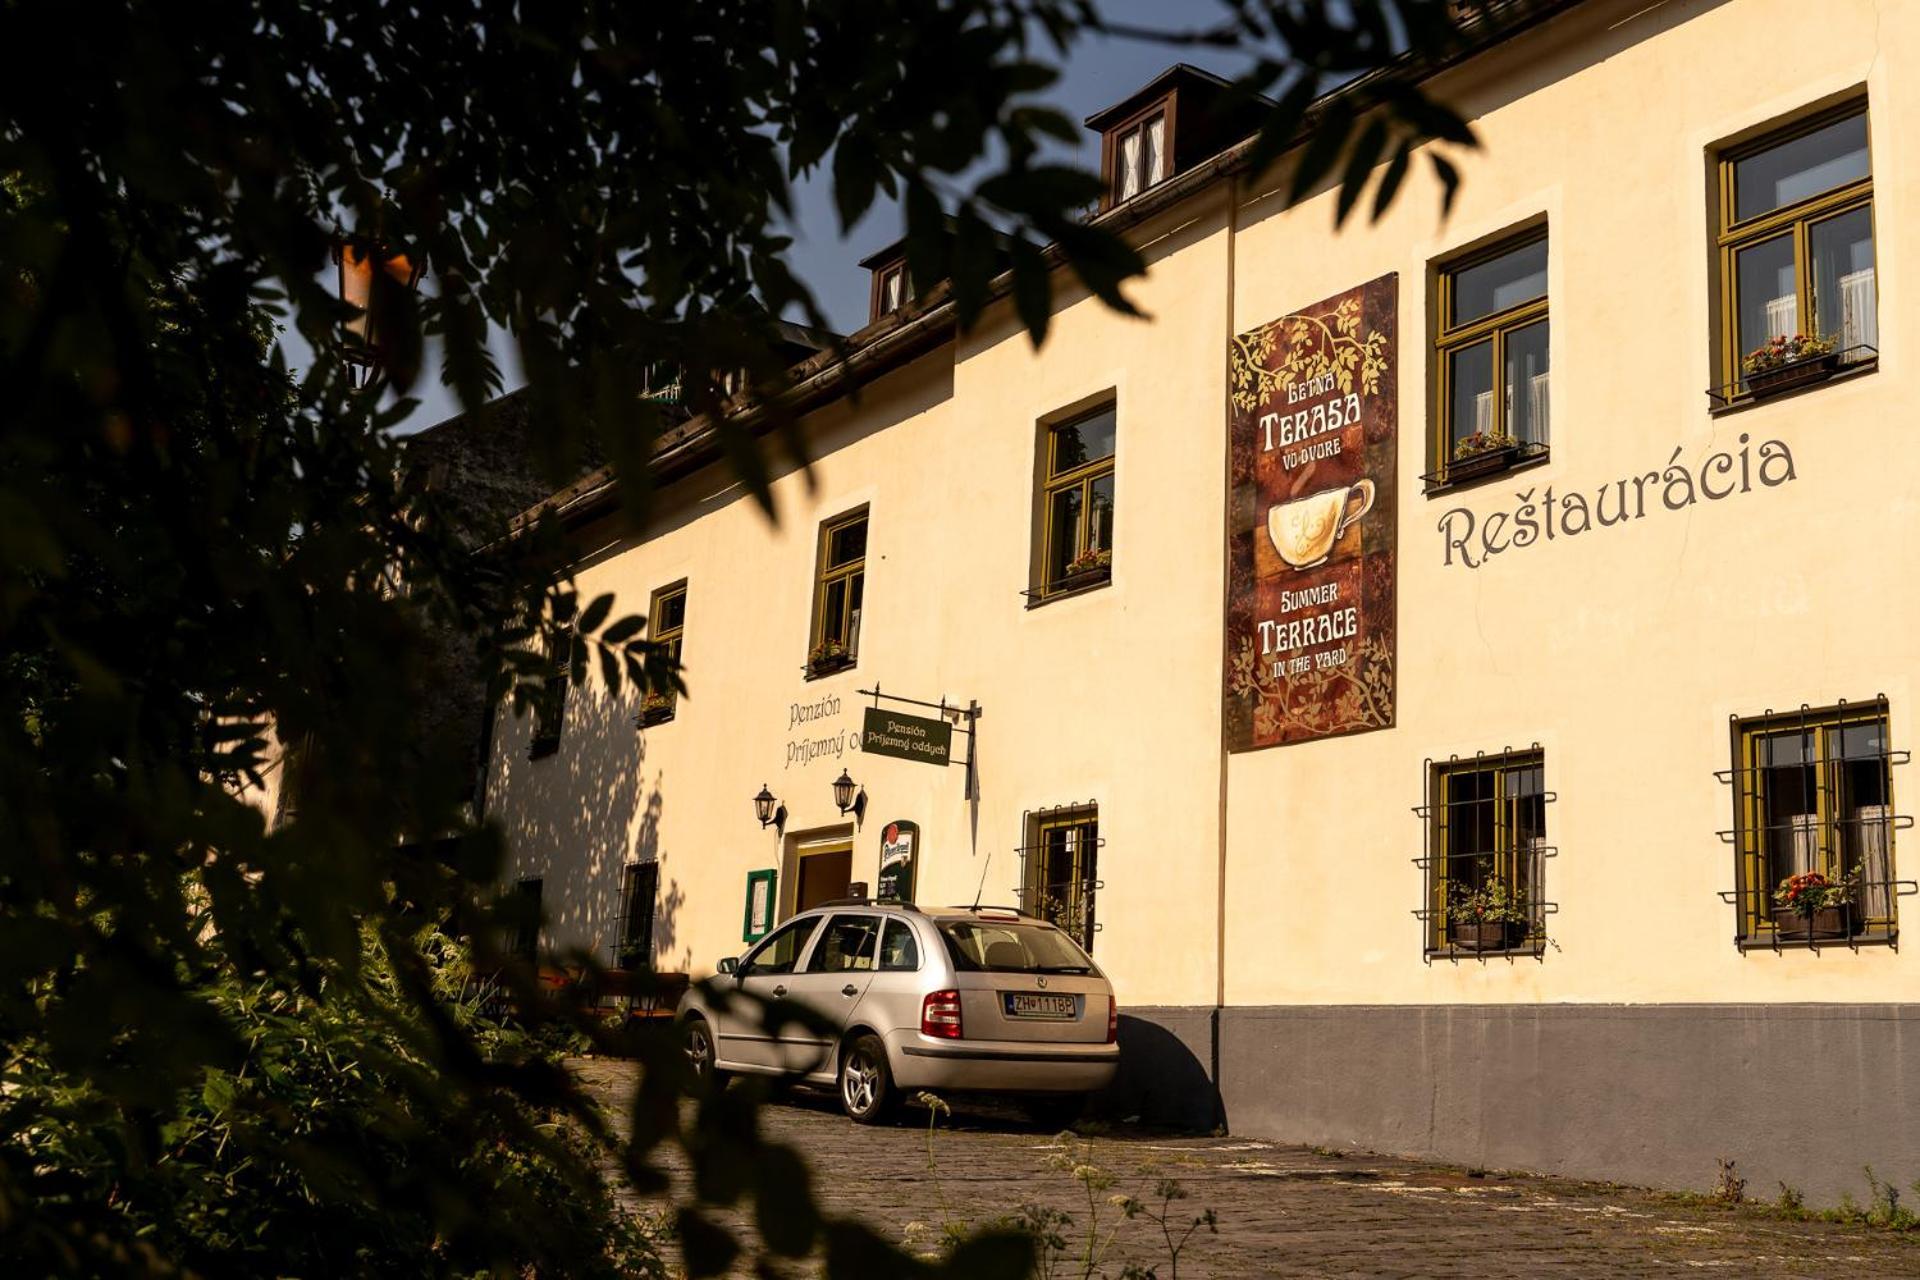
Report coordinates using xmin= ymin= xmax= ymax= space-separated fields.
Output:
xmin=617 ymin=861 xmax=659 ymax=970
xmin=1415 ymin=748 xmax=1554 ymax=959
xmin=638 ymin=581 xmax=686 ymax=726
xmin=529 ymin=660 xmax=568 ymax=759
xmin=1018 ymin=804 xmax=1102 ymax=952
xmin=1717 ymin=699 xmax=1914 ymax=949
xmin=513 ymin=877 xmax=543 ymax=963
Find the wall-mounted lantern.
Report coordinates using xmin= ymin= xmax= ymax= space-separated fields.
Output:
xmin=753 ymin=784 xmax=780 ymax=828
xmin=832 ymin=770 xmax=859 ymax=814
xmin=333 ymin=237 xmax=423 ymax=387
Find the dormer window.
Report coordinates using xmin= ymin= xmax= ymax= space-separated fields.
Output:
xmin=860 ymin=244 xmax=916 ymax=324
xmin=878 ymin=262 xmax=909 ymax=314
xmin=1114 ymin=109 xmax=1168 ymax=202
xmin=1087 ymin=65 xmax=1265 ymax=215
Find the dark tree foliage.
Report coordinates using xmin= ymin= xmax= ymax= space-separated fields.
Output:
xmin=0 ymin=1 xmax=1493 ymax=1274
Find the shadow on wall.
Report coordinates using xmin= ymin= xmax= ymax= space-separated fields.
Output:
xmin=1096 ymin=1013 xmax=1223 ymax=1134
xmin=487 ymin=678 xmax=685 ymax=970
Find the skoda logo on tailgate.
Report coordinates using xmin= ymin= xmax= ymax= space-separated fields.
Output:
xmin=1036 ymin=976 xmax=1048 ymax=988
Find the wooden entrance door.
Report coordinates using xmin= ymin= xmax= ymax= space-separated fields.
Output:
xmin=795 ymin=847 xmax=852 ymax=911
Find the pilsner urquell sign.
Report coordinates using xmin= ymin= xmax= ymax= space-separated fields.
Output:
xmin=1225 ymin=273 xmax=1397 ymax=752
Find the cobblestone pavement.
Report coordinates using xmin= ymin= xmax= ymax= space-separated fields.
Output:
xmin=574 ymin=1059 xmax=1920 ymax=1278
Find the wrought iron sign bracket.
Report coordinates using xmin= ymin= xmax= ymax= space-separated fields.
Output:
xmin=858 ymin=684 xmax=982 ymax=799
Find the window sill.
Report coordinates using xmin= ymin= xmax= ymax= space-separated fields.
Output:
xmin=1024 ymin=571 xmax=1112 ymax=610
xmin=1421 ymin=447 xmax=1549 ymax=498
xmin=636 ymin=705 xmax=676 ymax=728
xmin=803 ymin=657 xmax=858 ymax=681
xmin=1708 ymin=355 xmax=1878 ymax=416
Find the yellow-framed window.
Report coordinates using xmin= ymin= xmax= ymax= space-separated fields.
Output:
xmin=1425 ymin=750 xmax=1546 ymax=955
xmin=1039 ymin=403 xmax=1116 ymax=594
xmin=639 ymin=581 xmax=686 ymax=724
xmin=1432 ymin=231 xmax=1549 ymax=482
xmin=1021 ymin=806 xmax=1099 ymax=951
xmin=809 ymin=509 xmax=866 ymax=673
xmin=1715 ymin=102 xmax=1876 ymax=393
xmin=1730 ymin=702 xmax=1899 ymax=943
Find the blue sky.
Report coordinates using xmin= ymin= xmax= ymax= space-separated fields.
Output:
xmin=285 ymin=1 xmax=1258 ymax=435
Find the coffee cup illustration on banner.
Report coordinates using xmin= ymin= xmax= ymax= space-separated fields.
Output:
xmin=1267 ymin=479 xmax=1375 ymax=570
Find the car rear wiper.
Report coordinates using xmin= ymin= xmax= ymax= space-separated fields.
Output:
xmin=1034 ymin=965 xmax=1092 ymax=974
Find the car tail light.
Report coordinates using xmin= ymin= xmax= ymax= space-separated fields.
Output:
xmin=921 ymin=989 xmax=964 ymax=1039
xmin=1106 ymin=995 xmax=1118 ymax=1044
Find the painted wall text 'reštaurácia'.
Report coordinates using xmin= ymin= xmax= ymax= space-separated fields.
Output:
xmin=1437 ymin=434 xmax=1796 ymax=570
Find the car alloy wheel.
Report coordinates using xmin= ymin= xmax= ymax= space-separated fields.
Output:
xmin=685 ymin=1017 xmax=717 ymax=1084
xmin=839 ymin=1033 xmax=895 ymax=1124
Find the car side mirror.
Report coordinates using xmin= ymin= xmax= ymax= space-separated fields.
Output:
xmin=716 ymin=956 xmax=738 ymax=975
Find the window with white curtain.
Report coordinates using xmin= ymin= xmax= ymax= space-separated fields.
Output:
xmin=1717 ymin=104 xmax=1876 ymax=390
xmin=1114 ymin=111 xmax=1166 ymax=202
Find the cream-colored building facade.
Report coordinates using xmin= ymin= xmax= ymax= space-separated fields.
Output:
xmin=485 ymin=0 xmax=1918 ymax=1200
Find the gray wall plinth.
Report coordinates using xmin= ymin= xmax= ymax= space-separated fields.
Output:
xmin=1097 ymin=1006 xmax=1221 ymax=1131
xmin=1118 ymin=1003 xmax=1919 ymax=1205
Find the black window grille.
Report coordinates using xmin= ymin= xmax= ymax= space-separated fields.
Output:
xmin=1413 ymin=747 xmax=1555 ymax=960
xmin=1716 ymin=697 xmax=1914 ymax=950
xmin=1016 ymin=804 xmax=1103 ymax=952
xmin=513 ymin=877 xmax=543 ymax=963
xmin=529 ymin=660 xmax=567 ymax=759
xmin=617 ymin=861 xmax=659 ymax=970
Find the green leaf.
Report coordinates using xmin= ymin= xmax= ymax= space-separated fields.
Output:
xmin=1009 ymin=236 xmax=1051 ymax=347
xmin=1334 ymin=117 xmax=1388 ymax=226
xmin=1430 ymin=151 xmax=1463 ymax=215
xmin=1372 ymin=141 xmax=1411 ymax=223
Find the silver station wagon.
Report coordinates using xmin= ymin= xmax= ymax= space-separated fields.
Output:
xmin=678 ymin=898 xmax=1118 ymax=1123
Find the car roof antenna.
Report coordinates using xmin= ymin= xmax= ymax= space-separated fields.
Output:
xmin=970 ymin=851 xmax=992 ymax=912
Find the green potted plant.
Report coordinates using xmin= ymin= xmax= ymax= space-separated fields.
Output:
xmin=1742 ymin=331 xmax=1839 ymax=397
xmin=1771 ymin=869 xmax=1857 ymax=940
xmin=1446 ymin=879 xmax=1530 ymax=951
xmin=1446 ymin=429 xmax=1520 ymax=483
xmin=1056 ymin=545 xmax=1112 ymax=590
xmin=807 ymin=637 xmax=852 ymax=676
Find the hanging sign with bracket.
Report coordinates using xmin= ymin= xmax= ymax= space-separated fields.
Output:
xmin=860 ymin=707 xmax=952 ymax=766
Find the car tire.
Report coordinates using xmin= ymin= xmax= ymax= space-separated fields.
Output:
xmin=684 ymin=1015 xmax=728 ymax=1091
xmin=1022 ymin=1093 xmax=1087 ymax=1132
xmin=838 ymin=1033 xmax=899 ymax=1124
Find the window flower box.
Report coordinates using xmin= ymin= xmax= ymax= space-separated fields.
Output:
xmin=1449 ymin=919 xmax=1527 ymax=951
xmin=636 ymin=692 xmax=675 ymax=727
xmin=1743 ymin=334 xmax=1840 ymax=398
xmin=1770 ymin=871 xmax=1859 ymax=940
xmin=807 ymin=641 xmax=854 ymax=678
xmin=1051 ymin=548 xmax=1112 ymax=594
xmin=1446 ymin=431 xmax=1521 ymax=484
xmin=1769 ymin=905 xmax=1854 ymax=941
xmin=1445 ymin=879 xmax=1530 ymax=952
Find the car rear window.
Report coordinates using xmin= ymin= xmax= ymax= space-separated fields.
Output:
xmin=937 ymin=919 xmax=1095 ymax=974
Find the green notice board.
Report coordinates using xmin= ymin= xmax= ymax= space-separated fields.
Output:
xmin=742 ymin=868 xmax=776 ymax=943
